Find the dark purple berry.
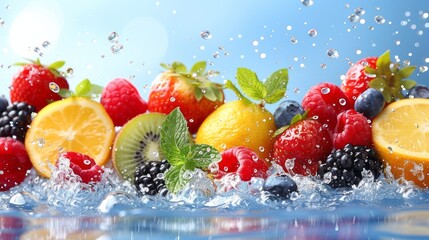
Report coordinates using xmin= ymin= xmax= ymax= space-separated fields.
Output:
xmin=263 ymin=174 xmax=298 ymax=200
xmin=407 ymin=84 xmax=429 ymax=99
xmin=0 ymin=96 xmax=8 ymax=113
xmin=354 ymin=88 xmax=385 ymax=119
xmin=134 ymin=159 xmax=171 ymax=196
xmin=317 ymin=144 xmax=383 ymax=188
xmin=274 ymin=100 xmax=305 ymax=128
xmin=0 ymin=102 xmax=35 ymax=142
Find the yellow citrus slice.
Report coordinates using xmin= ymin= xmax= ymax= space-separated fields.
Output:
xmin=195 ymin=100 xmax=276 ymax=160
xmin=372 ymin=98 xmax=429 ymax=187
xmin=25 ymin=97 xmax=115 ymax=178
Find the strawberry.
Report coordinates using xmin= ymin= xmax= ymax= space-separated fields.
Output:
xmin=58 ymin=152 xmax=103 ymax=184
xmin=332 ymin=110 xmax=372 ymax=149
xmin=215 ymin=146 xmax=269 ymax=181
xmin=341 ymin=50 xmax=416 ymax=106
xmin=148 ymin=61 xmax=224 ymax=134
xmin=100 ymin=78 xmax=148 ymax=126
xmin=302 ymin=82 xmax=352 ymax=132
xmin=10 ymin=59 xmax=69 ymax=112
xmin=271 ymin=118 xmax=332 ymax=176
xmin=0 ymin=137 xmax=33 ymax=191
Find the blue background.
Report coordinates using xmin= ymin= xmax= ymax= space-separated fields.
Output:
xmin=1 ymin=0 xmax=428 ymax=112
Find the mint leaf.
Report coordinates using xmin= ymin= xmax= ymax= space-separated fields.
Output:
xmin=189 ymin=144 xmax=221 ymax=168
xmin=190 ymin=61 xmax=207 ymax=76
xmin=264 ymin=68 xmax=288 ymax=104
xmin=164 ymin=165 xmax=190 ymax=194
xmin=160 ymin=108 xmax=192 ymax=166
xmin=236 ymin=67 xmax=267 ymax=101
xmin=225 ymin=80 xmax=251 ymax=103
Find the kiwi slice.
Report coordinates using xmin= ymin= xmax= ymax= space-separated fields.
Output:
xmin=112 ymin=113 xmax=167 ymax=183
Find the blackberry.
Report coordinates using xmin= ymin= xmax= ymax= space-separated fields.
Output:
xmin=134 ymin=159 xmax=171 ymax=196
xmin=0 ymin=95 xmax=8 ymax=113
xmin=0 ymin=102 xmax=35 ymax=142
xmin=317 ymin=144 xmax=383 ymax=188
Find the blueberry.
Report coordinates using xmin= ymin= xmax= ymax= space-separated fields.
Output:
xmin=0 ymin=95 xmax=8 ymax=113
xmin=354 ymin=88 xmax=384 ymax=119
xmin=407 ymin=84 xmax=429 ymax=99
xmin=274 ymin=100 xmax=305 ymax=128
xmin=263 ymin=174 xmax=298 ymax=200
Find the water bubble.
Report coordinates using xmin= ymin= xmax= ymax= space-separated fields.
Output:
xmin=169 ymin=97 xmax=176 ymax=102
xmin=326 ymin=49 xmax=339 ymax=58
xmin=294 ymin=88 xmax=300 ymax=93
xmin=42 ymin=41 xmax=51 ymax=48
xmin=320 ymin=63 xmax=327 ymax=69
xmin=111 ymin=43 xmax=124 ymax=54
xmin=348 ymin=14 xmax=360 ymax=22
xmin=374 ymin=15 xmax=385 ymax=24
xmin=422 ymin=12 xmax=429 ymax=20
xmin=400 ymin=20 xmax=408 ymax=26
xmin=355 ymin=7 xmax=365 ymax=16
xmin=83 ymin=159 xmax=91 ymax=165
xmin=286 ymin=25 xmax=292 ymax=31
xmin=49 ymin=82 xmax=60 ymax=93
xmin=290 ymin=36 xmax=298 ymax=44
xmin=107 ymin=32 xmax=119 ymax=43
xmin=321 ymin=87 xmax=331 ymax=94
xmin=200 ymin=30 xmax=212 ymax=40
xmin=419 ymin=66 xmax=428 ymax=73
xmin=300 ymin=0 xmax=314 ymax=7
xmin=252 ymin=40 xmax=259 ymax=46
xmin=260 ymin=53 xmax=267 ymax=59
xmin=308 ymin=28 xmax=318 ymax=37
xmin=339 ymin=98 xmax=347 ymax=106
xmin=0 ymin=18 xmax=4 ymax=27
xmin=213 ymin=51 xmax=220 ymax=58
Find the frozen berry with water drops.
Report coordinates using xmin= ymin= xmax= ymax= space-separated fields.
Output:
xmin=0 ymin=102 xmax=35 ymax=142
xmin=317 ymin=144 xmax=383 ymax=188
xmin=263 ymin=174 xmax=298 ymax=200
xmin=354 ymin=88 xmax=385 ymax=119
xmin=134 ymin=159 xmax=171 ymax=196
xmin=407 ymin=84 xmax=429 ymax=99
xmin=274 ymin=100 xmax=305 ymax=128
xmin=0 ymin=96 xmax=8 ymax=113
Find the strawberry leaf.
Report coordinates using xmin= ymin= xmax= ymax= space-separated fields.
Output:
xmin=48 ymin=61 xmax=65 ymax=70
xmin=400 ymin=79 xmax=417 ymax=90
xmin=190 ymin=61 xmax=207 ymax=76
xmin=75 ymin=79 xmax=92 ymax=96
xmin=236 ymin=67 xmax=267 ymax=102
xmin=264 ymin=68 xmax=288 ymax=104
xmin=58 ymin=89 xmax=74 ymax=98
xmin=397 ymin=66 xmax=416 ymax=79
xmin=376 ymin=50 xmax=391 ymax=74
xmin=171 ymin=61 xmax=187 ymax=73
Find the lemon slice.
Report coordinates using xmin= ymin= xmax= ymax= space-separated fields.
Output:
xmin=25 ymin=97 xmax=115 ymax=178
xmin=372 ymin=98 xmax=429 ymax=187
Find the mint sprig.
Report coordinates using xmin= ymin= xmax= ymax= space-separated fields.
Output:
xmin=226 ymin=67 xmax=288 ymax=105
xmin=161 ymin=108 xmax=221 ymax=193
xmin=59 ymin=79 xmax=103 ymax=99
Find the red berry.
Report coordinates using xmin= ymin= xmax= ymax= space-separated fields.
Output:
xmin=216 ymin=147 xmax=269 ymax=181
xmin=0 ymin=137 xmax=33 ymax=191
xmin=302 ymin=82 xmax=352 ymax=132
xmin=272 ymin=120 xmax=332 ymax=176
xmin=332 ymin=109 xmax=372 ymax=149
xmin=58 ymin=152 xmax=104 ymax=184
xmin=148 ymin=62 xmax=224 ymax=134
xmin=100 ymin=78 xmax=148 ymax=126
xmin=341 ymin=57 xmax=378 ymax=106
xmin=10 ymin=62 xmax=69 ymax=112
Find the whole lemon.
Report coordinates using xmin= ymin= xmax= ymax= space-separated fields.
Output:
xmin=195 ymin=100 xmax=276 ymax=160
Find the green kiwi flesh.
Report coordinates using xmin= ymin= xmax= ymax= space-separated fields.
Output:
xmin=113 ymin=113 xmax=167 ymax=183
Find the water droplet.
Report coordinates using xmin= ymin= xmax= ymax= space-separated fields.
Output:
xmin=290 ymin=36 xmax=298 ymax=44
xmin=326 ymin=49 xmax=339 ymax=58
xmin=373 ymin=15 xmax=385 ymax=24
xmin=260 ymin=53 xmax=267 ymax=59
xmin=308 ymin=28 xmax=318 ymax=37
xmin=320 ymin=63 xmax=327 ymax=69
xmin=400 ymin=20 xmax=408 ymax=26
xmin=252 ymin=40 xmax=259 ymax=46
xmin=422 ymin=12 xmax=429 ymax=20
xmin=420 ymin=66 xmax=428 ymax=73
xmin=294 ymin=88 xmax=300 ymax=93
xmin=200 ymin=30 xmax=212 ymax=40
xmin=348 ymin=14 xmax=360 ymax=22
xmin=107 ymin=32 xmax=119 ymax=43
xmin=213 ymin=51 xmax=220 ymax=58
xmin=37 ymin=138 xmax=45 ymax=148
xmin=42 ymin=41 xmax=51 ymax=48
xmin=111 ymin=43 xmax=124 ymax=54
xmin=259 ymin=146 xmax=265 ymax=152
xmin=65 ymin=67 xmax=74 ymax=77
xmin=48 ymin=82 xmax=60 ymax=93
xmin=300 ymin=0 xmax=314 ymax=7
xmin=339 ymin=98 xmax=347 ymax=106
xmin=321 ymin=87 xmax=331 ymax=94
xmin=0 ymin=18 xmax=4 ymax=27
xmin=83 ymin=159 xmax=91 ymax=166
xmin=355 ymin=7 xmax=365 ymax=16
xmin=387 ymin=146 xmax=393 ymax=154
xmin=169 ymin=97 xmax=176 ymax=102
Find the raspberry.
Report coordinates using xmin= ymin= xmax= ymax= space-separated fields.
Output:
xmin=134 ymin=159 xmax=171 ymax=196
xmin=0 ymin=137 xmax=33 ymax=191
xmin=317 ymin=144 xmax=383 ymax=188
xmin=100 ymin=78 xmax=148 ymax=126
xmin=333 ymin=109 xmax=372 ymax=149
xmin=302 ymin=82 xmax=352 ymax=132
xmin=0 ymin=102 xmax=35 ymax=142
xmin=215 ymin=147 xmax=269 ymax=181
xmin=58 ymin=152 xmax=104 ymax=184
